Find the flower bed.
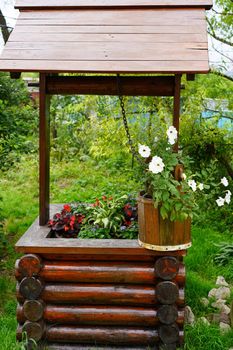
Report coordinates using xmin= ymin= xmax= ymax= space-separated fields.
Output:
xmin=48 ymin=196 xmax=138 ymax=239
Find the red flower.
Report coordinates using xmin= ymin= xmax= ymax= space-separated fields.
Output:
xmin=102 ymin=195 xmax=107 ymax=201
xmin=64 ymin=225 xmax=69 ymax=231
xmin=124 ymin=220 xmax=132 ymax=227
xmin=93 ymin=198 xmax=100 ymax=207
xmin=55 ymin=213 xmax=61 ymax=219
xmin=63 ymin=204 xmax=71 ymax=212
xmin=108 ymin=196 xmax=113 ymax=200
xmin=48 ymin=219 xmax=54 ymax=226
xmin=77 ymin=214 xmax=85 ymax=224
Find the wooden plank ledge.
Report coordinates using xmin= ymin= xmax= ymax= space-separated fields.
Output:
xmin=15 ymin=205 xmax=186 ymax=256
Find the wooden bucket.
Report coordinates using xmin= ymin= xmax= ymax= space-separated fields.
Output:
xmin=138 ymin=195 xmax=191 ymax=251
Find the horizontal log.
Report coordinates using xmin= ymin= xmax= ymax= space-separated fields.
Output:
xmin=156 ymin=281 xmax=179 ymax=305
xmin=155 ymin=257 xmax=180 ymax=281
xmin=17 ymin=254 xmax=42 ymax=277
xmin=15 ymin=260 xmax=185 ymax=286
xmin=16 ymin=304 xmax=185 ymax=326
xmin=16 ymin=283 xmax=185 ymax=307
xmin=159 ymin=324 xmax=179 ymax=344
xmin=46 ymin=76 xmax=175 ymax=96
xmin=157 ymin=305 xmax=179 ymax=325
xmin=19 ymin=277 xmax=44 ymax=300
xmin=45 ymin=326 xmax=159 ymax=345
xmin=23 ymin=300 xmax=44 ymax=322
xmin=22 ymin=320 xmax=45 ymax=342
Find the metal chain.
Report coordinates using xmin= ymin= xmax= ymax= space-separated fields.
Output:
xmin=116 ymin=75 xmax=144 ymax=165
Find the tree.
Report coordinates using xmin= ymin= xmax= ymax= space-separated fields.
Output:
xmin=0 ymin=8 xmax=10 ymax=44
xmin=207 ymin=0 xmax=233 ymax=82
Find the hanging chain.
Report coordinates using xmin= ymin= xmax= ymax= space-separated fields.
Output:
xmin=116 ymin=75 xmax=143 ymax=165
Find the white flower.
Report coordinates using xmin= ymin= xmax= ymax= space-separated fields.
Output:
xmin=168 ymin=137 xmax=176 ymax=145
xmin=182 ymin=173 xmax=187 ymax=180
xmin=188 ymin=179 xmax=197 ymax=192
xmin=198 ymin=183 xmax=204 ymax=191
xmin=149 ymin=156 xmax=165 ymax=174
xmin=225 ymin=190 xmax=231 ymax=204
xmin=138 ymin=144 xmax=151 ymax=158
xmin=167 ymin=126 xmax=178 ymax=144
xmin=154 ymin=136 xmax=158 ymax=143
xmin=221 ymin=177 xmax=229 ymax=187
xmin=216 ymin=197 xmax=225 ymax=207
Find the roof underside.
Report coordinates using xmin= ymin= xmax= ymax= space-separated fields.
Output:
xmin=0 ymin=1 xmax=212 ymax=74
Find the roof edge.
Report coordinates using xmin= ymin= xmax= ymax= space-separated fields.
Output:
xmin=15 ymin=1 xmax=213 ymax=11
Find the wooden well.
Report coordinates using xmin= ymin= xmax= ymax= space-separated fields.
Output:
xmin=15 ymin=206 xmax=187 ymax=349
xmin=0 ymin=0 xmax=212 ymax=348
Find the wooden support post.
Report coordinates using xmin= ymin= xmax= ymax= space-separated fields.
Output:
xmin=39 ymin=73 xmax=50 ymax=226
xmin=173 ymin=74 xmax=182 ymax=153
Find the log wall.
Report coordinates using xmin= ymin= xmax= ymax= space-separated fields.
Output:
xmin=15 ymin=253 xmax=186 ymax=349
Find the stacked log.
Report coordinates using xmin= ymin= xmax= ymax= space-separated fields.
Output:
xmin=15 ymin=254 xmax=186 ymax=349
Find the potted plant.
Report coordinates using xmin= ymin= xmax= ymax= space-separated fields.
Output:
xmin=136 ymin=125 xmax=204 ymax=251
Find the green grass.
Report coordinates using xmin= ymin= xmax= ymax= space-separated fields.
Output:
xmin=0 ymin=156 xmax=233 ymax=349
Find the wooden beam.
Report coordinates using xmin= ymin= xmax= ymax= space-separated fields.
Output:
xmin=39 ymin=73 xmax=50 ymax=226
xmin=46 ymin=76 xmax=175 ymax=96
xmin=10 ymin=72 xmax=21 ymax=79
xmin=186 ymin=73 xmax=195 ymax=81
xmin=173 ymin=74 xmax=181 ymax=152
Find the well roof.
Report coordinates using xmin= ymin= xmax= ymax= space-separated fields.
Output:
xmin=0 ymin=0 xmax=212 ymax=73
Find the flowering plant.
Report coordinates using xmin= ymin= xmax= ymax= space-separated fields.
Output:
xmin=48 ymin=196 xmax=138 ymax=239
xmin=215 ymin=177 xmax=232 ymax=207
xmin=137 ymin=126 xmax=205 ymax=221
xmin=48 ymin=204 xmax=85 ymax=238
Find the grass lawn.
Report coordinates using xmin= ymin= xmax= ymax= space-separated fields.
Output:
xmin=0 ymin=156 xmax=233 ymax=350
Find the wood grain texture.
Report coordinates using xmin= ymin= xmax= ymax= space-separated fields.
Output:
xmin=1 ymin=45 xmax=208 ymax=61
xmin=14 ymin=24 xmax=208 ymax=34
xmin=45 ymin=326 xmax=159 ymax=345
xmin=17 ymin=283 xmax=185 ymax=307
xmin=17 ymin=9 xmax=206 ymax=21
xmin=15 ymin=206 xmax=187 ymax=255
xmin=22 ymin=320 xmax=45 ymax=342
xmin=19 ymin=277 xmax=44 ymax=300
xmin=0 ymin=60 xmax=210 ymax=74
xmin=15 ymin=259 xmax=185 ymax=285
xmin=0 ymin=7 xmax=209 ymax=73
xmin=156 ymin=281 xmax=179 ymax=305
xmin=159 ymin=324 xmax=180 ymax=344
xmin=17 ymin=304 xmax=185 ymax=326
xmin=157 ymin=305 xmax=179 ymax=324
xmin=138 ymin=195 xmax=191 ymax=249
xmin=22 ymin=300 xmax=44 ymax=322
xmin=173 ymin=74 xmax=181 ymax=152
xmin=155 ymin=257 xmax=179 ymax=280
xmin=46 ymin=76 xmax=175 ymax=96
xmin=17 ymin=254 xmax=42 ymax=277
xmin=39 ymin=73 xmax=50 ymax=226
xmin=9 ymin=32 xmax=207 ymax=43
xmin=15 ymin=0 xmax=213 ymax=10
